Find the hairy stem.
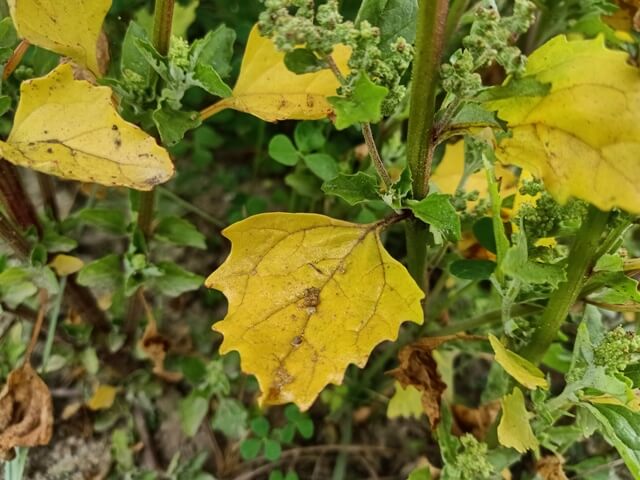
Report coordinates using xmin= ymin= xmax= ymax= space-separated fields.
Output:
xmin=520 ymin=205 xmax=611 ymax=362
xmin=406 ymin=0 xmax=449 ymax=199
xmin=362 ymin=123 xmax=392 ymax=188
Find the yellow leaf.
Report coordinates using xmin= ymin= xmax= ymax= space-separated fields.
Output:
xmin=204 ymin=25 xmax=351 ymax=122
xmin=489 ymin=334 xmax=548 ymax=390
xmin=206 ymin=212 xmax=424 ymax=410
xmin=387 ymin=382 xmax=423 ymax=419
xmin=86 ymin=384 xmax=117 ymax=411
xmin=49 ymin=254 xmax=84 ymax=276
xmin=8 ymin=0 xmax=111 ymax=75
xmin=485 ymin=35 xmax=640 ymax=214
xmin=0 ymin=64 xmax=174 ymax=191
xmin=497 ymin=387 xmax=538 ymax=454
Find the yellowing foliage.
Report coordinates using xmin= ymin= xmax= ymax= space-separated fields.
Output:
xmin=498 ymin=387 xmax=538 ymax=454
xmin=86 ymin=384 xmax=117 ymax=411
xmin=489 ymin=335 xmax=549 ymax=390
xmin=486 ymin=35 xmax=640 ymax=214
xmin=8 ymin=0 xmax=111 ymax=75
xmin=387 ymin=382 xmax=423 ymax=419
xmin=206 ymin=212 xmax=424 ymax=410
xmin=1 ymin=64 xmax=174 ymax=191
xmin=49 ymin=255 xmax=84 ymax=276
xmin=203 ymin=25 xmax=351 ymax=122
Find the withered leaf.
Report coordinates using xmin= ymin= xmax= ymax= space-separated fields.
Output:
xmin=389 ymin=334 xmax=478 ymax=429
xmin=0 ymin=363 xmax=53 ymax=460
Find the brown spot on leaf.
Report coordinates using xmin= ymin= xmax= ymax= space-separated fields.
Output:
xmin=299 ymin=287 xmax=320 ymax=308
xmin=0 ymin=364 xmax=53 ymax=460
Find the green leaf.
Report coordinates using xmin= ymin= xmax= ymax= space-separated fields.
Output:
xmin=0 ymin=267 xmax=37 ymax=308
xmin=179 ymin=392 xmax=210 ymax=437
xmin=407 ymin=193 xmax=461 ymax=242
xmin=584 ymin=271 xmax=640 ymax=305
xmin=476 ymin=77 xmax=551 ymax=102
xmin=322 ymin=172 xmax=381 ymax=205
xmin=240 ymin=438 xmax=262 ymax=460
xmin=193 ymin=63 xmax=233 ymax=97
xmin=269 ymin=134 xmax=300 ymax=166
xmin=0 ymin=95 xmax=11 ymax=117
xmin=251 ymin=417 xmax=270 ymax=437
xmin=121 ymin=21 xmax=150 ymax=80
xmin=294 ymin=121 xmax=326 ymax=153
xmin=263 ymin=438 xmax=282 ymax=461
xmin=594 ymin=254 xmax=624 ymax=272
xmin=155 ymin=216 xmax=206 ymax=249
xmin=591 ymin=404 xmax=640 ymax=449
xmin=449 ymin=259 xmax=496 ymax=280
xmin=329 ymin=73 xmax=388 ymax=130
xmin=76 ymin=208 xmax=128 ymax=234
xmin=502 ymin=230 xmax=566 ymax=287
xmin=303 ymin=153 xmax=339 ymax=181
xmin=190 ymin=24 xmax=236 ymax=78
xmin=444 ymin=103 xmax=505 ymax=139
xmin=77 ymin=255 xmax=122 ymax=291
xmin=489 ymin=334 xmax=549 ymax=390
xmin=407 ymin=467 xmax=432 ymax=480
xmin=356 ymin=0 xmax=418 ymax=46
xmin=583 ymin=403 xmax=640 ymax=478
xmin=153 ymin=106 xmax=202 ymax=146
xmin=284 ymin=48 xmax=326 ymax=74
xmin=212 ymin=398 xmax=248 ymax=440
xmin=0 ymin=17 xmax=18 ymax=49
xmin=472 ymin=217 xmax=497 ymax=254
xmin=152 ymin=262 xmax=203 ymax=297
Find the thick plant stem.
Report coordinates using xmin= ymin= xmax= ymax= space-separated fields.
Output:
xmin=152 ymin=0 xmax=175 ymax=56
xmin=404 ymin=0 xmax=449 ymax=288
xmin=406 ymin=0 xmax=449 ymax=200
xmin=520 ymin=206 xmax=611 ymax=362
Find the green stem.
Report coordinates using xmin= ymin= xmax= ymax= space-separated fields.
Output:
xmin=40 ymin=276 xmax=67 ymax=373
xmin=362 ymin=123 xmax=392 ymax=188
xmin=406 ymin=0 xmax=449 ymax=200
xmin=484 ymin=155 xmax=509 ymax=283
xmin=435 ymin=303 xmax=543 ymax=336
xmin=157 ymin=187 xmax=224 ymax=227
xmin=404 ymin=0 xmax=449 ymax=289
xmin=404 ymin=219 xmax=429 ymax=287
xmin=137 ymin=0 xmax=175 ymax=239
xmin=520 ymin=205 xmax=611 ymax=362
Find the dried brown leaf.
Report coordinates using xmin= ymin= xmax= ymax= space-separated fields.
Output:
xmin=0 ymin=363 xmax=53 ymax=460
xmin=451 ymin=401 xmax=500 ymax=439
xmin=389 ymin=334 xmax=479 ymax=429
xmin=537 ymin=455 xmax=569 ymax=480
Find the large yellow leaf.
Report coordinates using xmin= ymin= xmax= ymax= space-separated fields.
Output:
xmin=8 ymin=0 xmax=111 ymax=75
xmin=204 ymin=25 xmax=351 ymax=122
xmin=206 ymin=212 xmax=424 ymax=410
xmin=1 ymin=64 xmax=173 ymax=191
xmin=485 ymin=35 xmax=640 ymax=214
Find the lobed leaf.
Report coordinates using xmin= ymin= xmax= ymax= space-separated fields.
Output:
xmin=485 ymin=35 xmax=640 ymax=214
xmin=206 ymin=212 xmax=424 ymax=409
